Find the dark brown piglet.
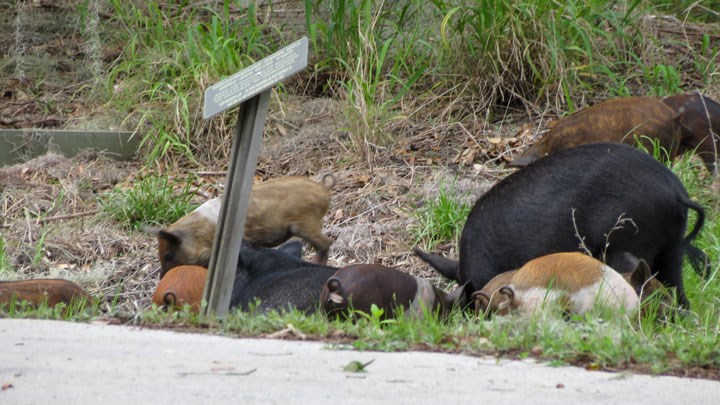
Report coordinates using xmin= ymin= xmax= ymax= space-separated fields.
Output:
xmin=510 ymin=97 xmax=682 ymax=166
xmin=662 ymin=93 xmax=720 ymax=176
xmin=320 ymin=264 xmax=471 ymax=320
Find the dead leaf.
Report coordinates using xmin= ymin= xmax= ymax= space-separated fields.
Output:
xmin=487 ymin=137 xmax=502 ymax=144
xmin=267 ymin=323 xmax=307 ymax=340
xmin=355 ymin=175 xmax=370 ymax=186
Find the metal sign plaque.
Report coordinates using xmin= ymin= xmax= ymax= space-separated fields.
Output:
xmin=203 ymin=37 xmax=308 ymax=119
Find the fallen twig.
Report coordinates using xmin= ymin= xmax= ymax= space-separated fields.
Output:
xmin=38 ymin=210 xmax=100 ymax=224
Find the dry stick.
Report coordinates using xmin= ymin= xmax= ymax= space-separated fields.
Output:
xmin=38 ymin=210 xmax=99 ymax=224
xmin=197 ymin=171 xmax=227 ymax=177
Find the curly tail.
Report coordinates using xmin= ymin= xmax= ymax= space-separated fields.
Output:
xmin=321 ymin=174 xmax=337 ymax=189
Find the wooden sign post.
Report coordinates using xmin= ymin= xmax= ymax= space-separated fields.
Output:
xmin=201 ymin=37 xmax=308 ymax=317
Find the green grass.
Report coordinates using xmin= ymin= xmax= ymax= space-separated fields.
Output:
xmin=97 ymin=173 xmax=197 ymax=230
xmin=410 ymin=182 xmax=472 ymax=250
xmin=0 ymin=295 xmax=101 ymax=322
xmin=0 ymin=237 xmax=13 ymax=277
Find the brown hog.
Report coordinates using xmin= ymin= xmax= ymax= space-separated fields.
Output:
xmin=151 ymin=265 xmax=207 ymax=312
xmin=320 ymin=264 xmax=472 ymax=320
xmin=0 ymin=279 xmax=93 ymax=308
xmin=154 ymin=175 xmax=336 ymax=278
xmin=510 ymin=97 xmax=682 ymax=166
xmin=661 ymin=93 xmax=720 ymax=176
xmin=472 ymin=252 xmax=666 ymax=317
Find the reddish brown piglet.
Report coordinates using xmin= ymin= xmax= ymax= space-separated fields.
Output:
xmin=0 ymin=279 xmax=93 ymax=308
xmin=151 ymin=265 xmax=208 ymax=312
xmin=510 ymin=97 xmax=682 ymax=166
xmin=320 ymin=264 xmax=471 ymax=320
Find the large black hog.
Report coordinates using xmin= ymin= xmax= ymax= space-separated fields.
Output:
xmin=418 ymin=143 xmax=708 ymax=308
xmin=230 ymin=241 xmax=338 ymax=313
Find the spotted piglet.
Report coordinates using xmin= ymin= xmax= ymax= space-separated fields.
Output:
xmin=472 ymin=252 xmax=667 ymax=317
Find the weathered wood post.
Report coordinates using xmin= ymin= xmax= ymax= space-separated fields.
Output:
xmin=201 ymin=37 xmax=308 ymax=317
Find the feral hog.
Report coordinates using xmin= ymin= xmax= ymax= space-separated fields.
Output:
xmin=662 ymin=93 xmax=720 ymax=175
xmin=0 ymin=279 xmax=93 ymax=308
xmin=154 ymin=175 xmax=336 ymax=278
xmin=473 ymin=253 xmax=663 ymax=316
xmin=229 ymin=241 xmax=338 ymax=314
xmin=510 ymin=97 xmax=682 ymax=167
xmin=421 ymin=143 xmax=708 ymax=308
xmin=151 ymin=265 xmax=208 ymax=313
xmin=320 ymin=264 xmax=472 ymax=320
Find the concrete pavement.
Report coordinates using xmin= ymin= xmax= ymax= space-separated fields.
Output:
xmin=0 ymin=318 xmax=717 ymax=404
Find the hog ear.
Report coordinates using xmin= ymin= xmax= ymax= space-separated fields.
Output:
xmin=472 ymin=291 xmax=491 ymax=314
xmin=158 ymin=230 xmax=182 ymax=247
xmin=508 ymin=146 xmax=541 ymax=167
xmin=630 ymin=258 xmax=654 ymax=289
xmin=497 ymin=286 xmax=515 ymax=311
xmin=142 ymin=225 xmax=162 ymax=234
xmin=325 ymin=278 xmax=344 ymax=304
xmin=277 ymin=240 xmax=303 ymax=258
xmin=444 ymin=281 xmax=473 ymax=310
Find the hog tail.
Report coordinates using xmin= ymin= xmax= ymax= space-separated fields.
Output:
xmin=321 ymin=174 xmax=337 ymax=189
xmin=683 ymin=198 xmax=711 ymax=279
xmin=163 ymin=292 xmax=178 ymax=309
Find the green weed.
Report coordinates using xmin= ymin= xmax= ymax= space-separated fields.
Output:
xmin=645 ymin=64 xmax=683 ymax=97
xmin=411 ymin=182 xmax=471 ymax=250
xmin=97 ymin=174 xmax=196 ymax=230
xmin=0 ymin=237 xmax=12 ymax=276
xmin=1 ymin=294 xmax=100 ymax=321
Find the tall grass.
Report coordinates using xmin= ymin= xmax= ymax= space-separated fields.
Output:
xmin=106 ymin=0 xmax=279 ymax=165
xmin=432 ymin=0 xmax=652 ymax=113
xmin=104 ymin=0 xmax=717 ymax=164
xmin=305 ymin=0 xmax=432 ymax=161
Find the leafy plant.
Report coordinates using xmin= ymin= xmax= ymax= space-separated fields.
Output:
xmin=411 ymin=182 xmax=472 ymax=249
xmin=645 ymin=64 xmax=683 ymax=97
xmin=98 ymin=174 xmax=197 ymax=230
